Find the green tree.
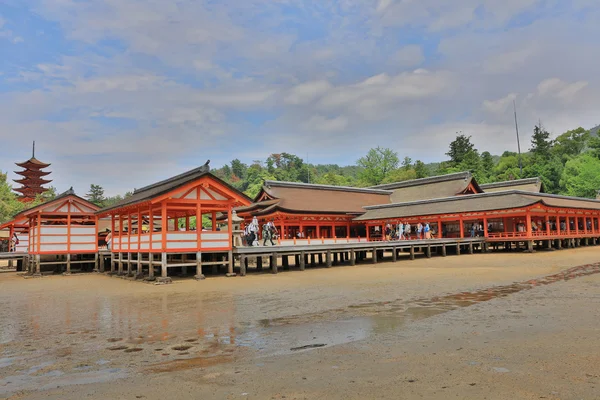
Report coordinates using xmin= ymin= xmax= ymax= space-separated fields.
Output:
xmin=560 ymin=154 xmax=600 ymax=198
xmin=530 ymin=125 xmax=552 ymax=160
xmin=231 ymin=159 xmax=247 ymax=179
xmin=86 ymin=184 xmax=106 ymax=206
xmin=0 ymin=172 xmax=25 ymax=224
xmin=401 ymin=157 xmax=413 ymax=170
xmin=381 ymin=168 xmax=417 ymax=184
xmin=480 ymin=151 xmax=495 ymax=182
xmin=446 ymin=134 xmax=475 ymax=165
xmin=414 ymin=160 xmax=428 ymax=179
xmin=552 ymin=127 xmax=590 ymax=162
xmin=357 ymin=147 xmax=400 ymax=186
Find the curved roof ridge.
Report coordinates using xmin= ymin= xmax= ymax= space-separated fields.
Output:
xmin=480 ymin=177 xmax=540 ymax=189
xmin=263 ymin=180 xmax=393 ymax=195
xmin=370 ymin=171 xmax=472 ymax=190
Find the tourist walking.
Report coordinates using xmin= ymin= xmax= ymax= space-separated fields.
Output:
xmin=397 ymin=221 xmax=404 ymax=240
xmin=263 ymin=220 xmax=276 ymax=246
xmin=404 ymin=222 xmax=411 ymax=240
xmin=417 ymin=223 xmax=423 ymax=240
xmin=424 ymin=223 xmax=431 ymax=239
xmin=104 ymin=229 xmax=112 ymax=251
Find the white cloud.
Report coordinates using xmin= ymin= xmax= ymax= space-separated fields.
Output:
xmin=483 ymin=93 xmax=517 ymax=114
xmin=305 ymin=115 xmax=349 ymax=132
xmin=284 ymin=80 xmax=333 ymax=105
xmin=536 ymin=78 xmax=589 ymax=101
xmin=391 ymin=45 xmax=424 ymax=68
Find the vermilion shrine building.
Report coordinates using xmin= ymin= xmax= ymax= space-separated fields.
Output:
xmin=95 ymin=164 xmax=251 ymax=280
xmin=0 ymin=188 xmax=100 ymax=273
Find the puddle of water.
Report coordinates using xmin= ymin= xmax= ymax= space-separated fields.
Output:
xmin=0 ymin=357 xmax=14 ymax=368
xmin=250 ymin=263 xmax=600 ymax=354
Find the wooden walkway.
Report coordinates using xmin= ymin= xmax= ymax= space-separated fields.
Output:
xmin=234 ymin=237 xmax=487 ymax=275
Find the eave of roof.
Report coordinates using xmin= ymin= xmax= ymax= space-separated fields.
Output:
xmin=97 ymin=167 xmax=252 ymax=215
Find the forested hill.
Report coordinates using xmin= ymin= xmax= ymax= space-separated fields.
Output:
xmin=2 ymin=124 xmax=600 ymax=224
xmin=209 ymin=124 xmax=600 ymax=199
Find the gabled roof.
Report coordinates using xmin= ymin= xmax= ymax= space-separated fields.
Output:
xmin=354 ymin=190 xmax=600 ymax=221
xmin=16 ymin=187 xmax=100 ymax=218
xmin=239 ymin=180 xmax=392 ymax=216
xmin=480 ymin=177 xmax=544 ymax=193
xmin=97 ymin=164 xmax=252 ymax=215
xmin=370 ymin=172 xmax=483 ymax=203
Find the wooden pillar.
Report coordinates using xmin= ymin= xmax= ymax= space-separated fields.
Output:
xmin=483 ymin=217 xmax=488 ymax=238
xmin=556 ymin=215 xmax=560 ymax=235
xmin=575 ymin=216 xmax=579 ymax=235
xmin=239 ymin=254 xmax=246 ymax=276
xmin=437 ymin=218 xmax=443 ymax=238
xmin=392 ymin=247 xmax=397 ymax=262
xmin=271 ymin=253 xmax=278 ymax=274
xmin=35 ymin=254 xmax=41 ymax=275
xmin=426 ymin=245 xmax=431 ymax=258
xmin=468 ymin=242 xmax=474 ymax=254
xmin=350 ymin=249 xmax=356 ymax=266
xmin=326 ymin=250 xmax=332 ymax=267
xmin=566 ymin=216 xmax=571 ymax=235
xmin=299 ymin=251 xmax=306 ymax=271
xmin=442 ymin=244 xmax=447 ymax=257
xmin=224 ymin=250 xmax=234 ymax=277
xmin=316 ymin=225 xmax=321 ymax=239
xmin=148 ymin=253 xmax=154 ymax=277
xmin=459 ymin=218 xmax=464 ymax=238
xmin=66 ymin=254 xmax=71 ymax=274
xmin=212 ymin=212 xmax=217 ymax=231
xmin=137 ymin=252 xmax=142 ymax=275
xmin=118 ymin=252 xmax=123 ymax=274
xmin=366 ymin=225 xmax=370 ymax=241
xmin=456 ymin=243 xmax=461 ymax=255
xmin=409 ymin=245 xmax=415 ymax=260
xmin=372 ymin=247 xmax=377 ymax=263
xmin=160 ymin=252 xmax=168 ymax=278
xmin=148 ymin=205 xmax=154 ymax=252
xmin=546 ymin=215 xmax=551 ymax=236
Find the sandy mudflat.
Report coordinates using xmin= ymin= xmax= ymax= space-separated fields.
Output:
xmin=1 ymin=248 xmax=600 ymax=399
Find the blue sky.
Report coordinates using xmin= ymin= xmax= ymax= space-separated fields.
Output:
xmin=1 ymin=0 xmax=599 ymax=195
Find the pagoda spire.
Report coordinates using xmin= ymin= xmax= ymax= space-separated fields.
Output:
xmin=13 ymin=142 xmax=52 ymax=203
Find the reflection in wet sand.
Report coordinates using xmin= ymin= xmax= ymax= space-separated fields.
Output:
xmin=1 ymin=262 xmax=599 ymax=396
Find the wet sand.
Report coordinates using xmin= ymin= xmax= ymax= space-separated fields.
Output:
xmin=1 ymin=248 xmax=600 ymax=399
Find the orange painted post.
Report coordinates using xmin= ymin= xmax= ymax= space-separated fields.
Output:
xmin=459 ymin=218 xmax=464 ymax=238
xmin=94 ymin=215 xmax=99 ymax=252
xmin=110 ymin=214 xmax=115 ymax=250
xmin=196 ymin=196 xmax=201 ymax=250
xmin=555 ymin=216 xmax=560 ymax=235
xmin=137 ymin=208 xmax=142 ymax=252
xmin=67 ymin=202 xmax=71 ymax=253
xmin=227 ymin=208 xmax=233 ymax=249
xmin=293 ymin=237 xmax=297 ymax=245
xmin=148 ymin=205 xmax=154 ymax=251
xmin=316 ymin=225 xmax=320 ymax=239
xmin=566 ymin=216 xmax=571 ymax=235
xmin=211 ymin=212 xmax=216 ymax=231
xmin=37 ymin=211 xmax=41 ymax=253
xmin=127 ymin=213 xmax=132 ymax=253
xmin=574 ymin=217 xmax=579 ymax=235
xmin=437 ymin=218 xmax=443 ymax=238
xmin=308 ymin=237 xmax=311 ymax=245
xmin=483 ymin=217 xmax=488 ymax=238
xmin=366 ymin=226 xmax=370 ymax=241
xmin=8 ymin=225 xmax=14 ymax=252
xmin=545 ymin=215 xmax=550 ymax=236
xmin=525 ymin=212 xmax=532 ymax=238
xmin=161 ymin=203 xmax=167 ymax=251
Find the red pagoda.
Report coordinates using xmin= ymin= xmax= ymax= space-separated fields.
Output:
xmin=13 ymin=142 xmax=52 ymax=203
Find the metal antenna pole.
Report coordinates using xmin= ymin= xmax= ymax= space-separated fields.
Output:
xmin=307 ymin=153 xmax=309 ymax=183
xmin=513 ymin=100 xmax=523 ymax=175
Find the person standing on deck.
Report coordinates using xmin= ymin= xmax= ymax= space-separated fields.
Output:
xmin=263 ymin=220 xmax=276 ymax=246
xmin=397 ymin=221 xmax=404 ymax=240
xmin=105 ymin=229 xmax=112 ymax=251
xmin=424 ymin=223 xmax=431 ymax=239
xmin=416 ymin=223 xmax=423 ymax=240
xmin=404 ymin=222 xmax=411 ymax=240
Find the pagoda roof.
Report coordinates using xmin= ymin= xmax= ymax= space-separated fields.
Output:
xmin=14 ymin=187 xmax=47 ymax=195
xmin=13 ymin=177 xmax=52 ymax=185
xmin=14 ymin=169 xmax=52 ymax=177
xmin=15 ymin=157 xmax=51 ymax=169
